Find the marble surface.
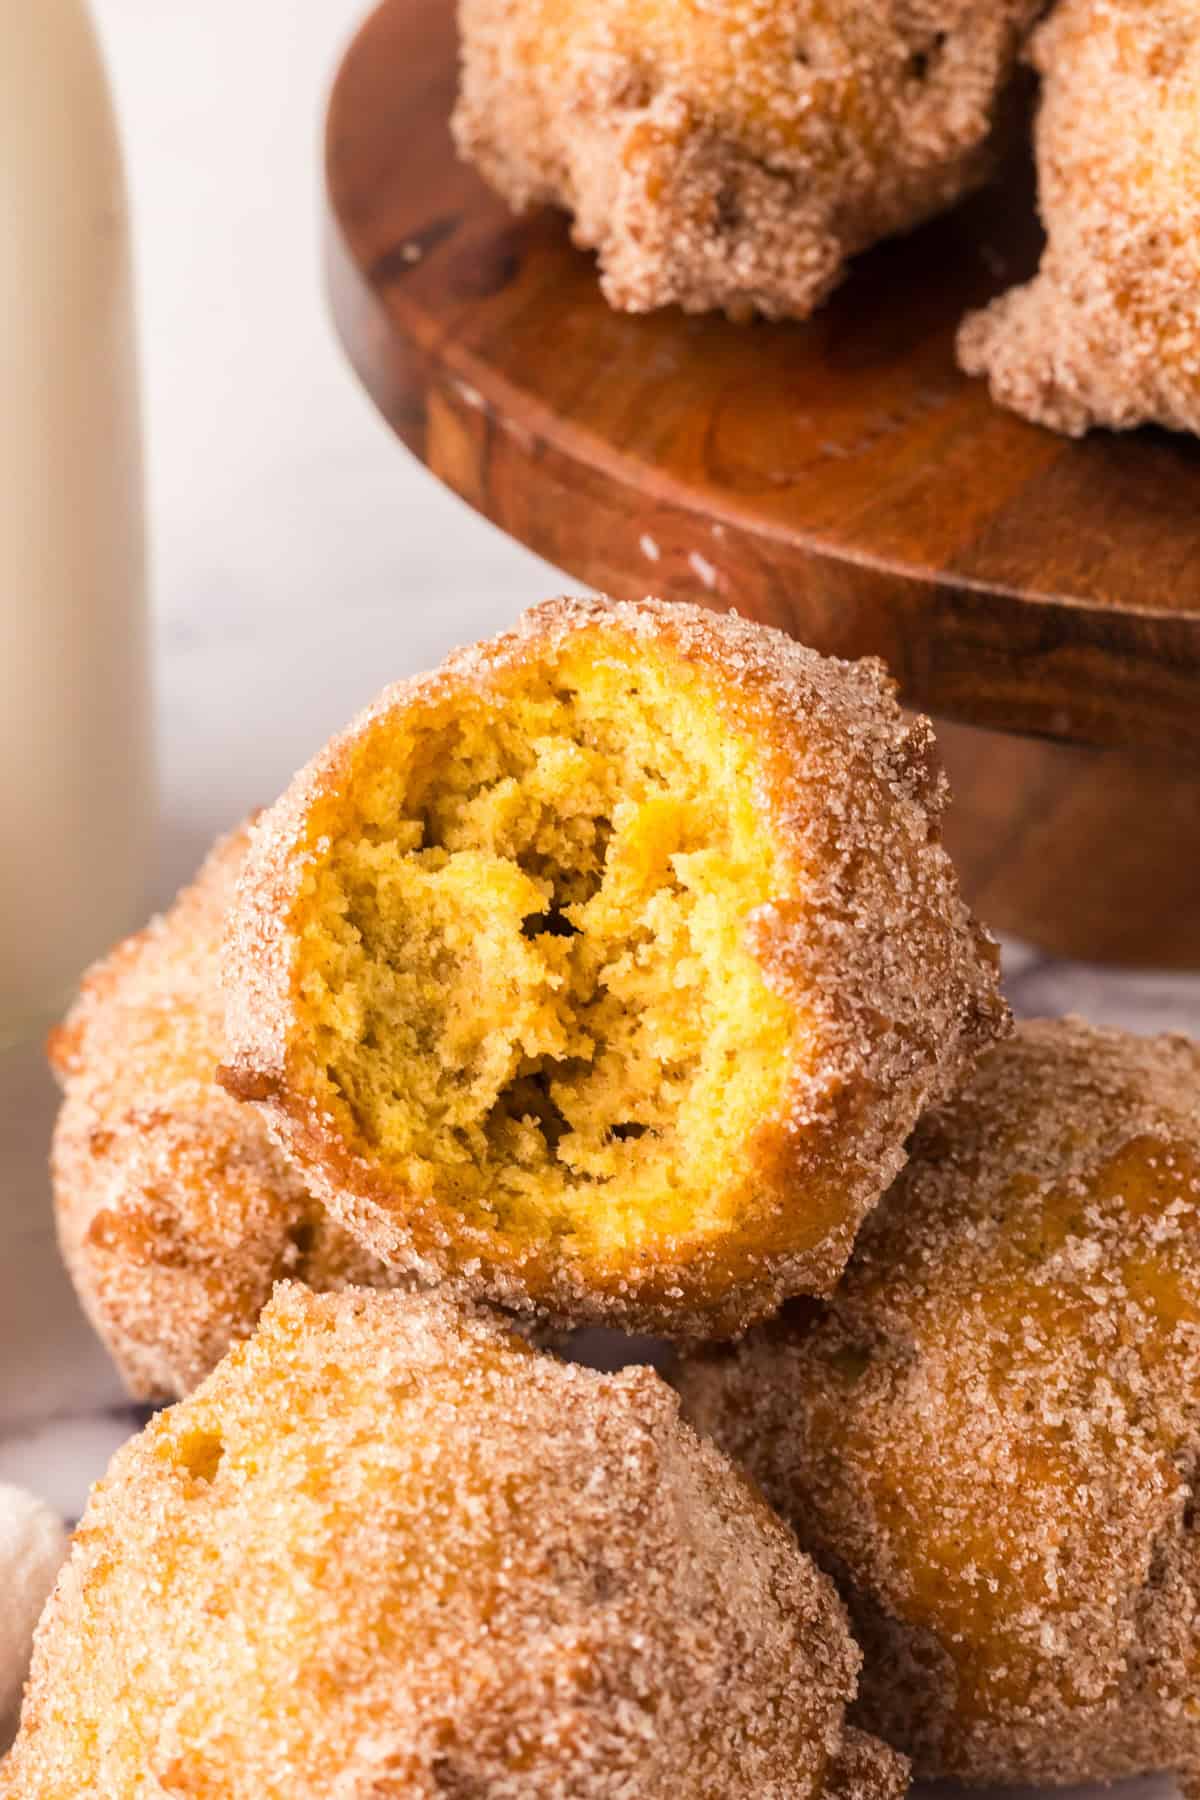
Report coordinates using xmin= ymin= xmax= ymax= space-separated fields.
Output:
xmin=1 ymin=1 xmax=1198 ymax=1788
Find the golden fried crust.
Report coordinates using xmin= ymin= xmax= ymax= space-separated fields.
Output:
xmin=2 ymin=1286 xmax=904 ymax=1800
xmin=824 ymin=1728 xmax=910 ymax=1800
xmin=453 ymin=0 xmax=1041 ymax=320
xmin=959 ymin=0 xmax=1200 ymax=435
xmin=677 ymin=1018 xmax=1200 ymax=1787
xmin=48 ymin=823 xmax=393 ymax=1403
xmin=220 ymin=596 xmax=1006 ymax=1338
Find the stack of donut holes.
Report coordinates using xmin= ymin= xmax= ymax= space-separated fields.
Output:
xmin=455 ymin=0 xmax=1200 ymax=438
xmin=14 ymin=596 xmax=1200 ymax=1799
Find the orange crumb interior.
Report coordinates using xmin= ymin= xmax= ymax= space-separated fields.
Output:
xmin=292 ymin=638 xmax=796 ymax=1257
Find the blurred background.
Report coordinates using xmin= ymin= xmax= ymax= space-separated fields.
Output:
xmin=93 ymin=0 xmax=556 ymax=903
xmin=1 ymin=0 xmax=557 ymax=1490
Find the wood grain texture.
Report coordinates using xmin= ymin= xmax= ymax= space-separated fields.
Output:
xmin=936 ymin=722 xmax=1200 ymax=967
xmin=325 ymin=0 xmax=1200 ymax=963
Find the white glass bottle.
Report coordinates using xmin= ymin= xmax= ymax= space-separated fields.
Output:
xmin=0 ymin=0 xmax=153 ymax=1049
xmin=0 ymin=0 xmax=152 ymax=1423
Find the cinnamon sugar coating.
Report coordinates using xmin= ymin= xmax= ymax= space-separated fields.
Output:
xmin=1 ymin=1286 xmax=907 ymax=1800
xmin=677 ymin=1019 xmax=1200 ymax=1789
xmin=220 ymin=596 xmax=1006 ymax=1337
xmin=48 ymin=823 xmax=395 ymax=1402
xmin=958 ymin=0 xmax=1200 ymax=435
xmin=453 ymin=0 xmax=1040 ymax=320
xmin=824 ymin=1727 xmax=911 ymax=1800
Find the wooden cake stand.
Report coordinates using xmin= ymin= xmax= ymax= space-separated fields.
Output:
xmin=325 ymin=0 xmax=1200 ymax=966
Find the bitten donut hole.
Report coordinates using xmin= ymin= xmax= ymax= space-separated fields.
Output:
xmin=293 ymin=641 xmax=797 ymax=1256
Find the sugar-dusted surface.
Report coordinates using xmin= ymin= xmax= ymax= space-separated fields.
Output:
xmin=454 ymin=0 xmax=1041 ymax=319
xmin=48 ymin=823 xmax=398 ymax=1403
xmin=5 ymin=968 xmax=1199 ymax=1800
xmin=0 ymin=5 xmax=1197 ymax=1788
xmin=3 ymin=1285 xmax=900 ymax=1800
xmin=678 ymin=1019 xmax=1200 ymax=1791
xmin=222 ymin=596 xmax=1007 ymax=1336
xmin=959 ymin=0 xmax=1200 ymax=435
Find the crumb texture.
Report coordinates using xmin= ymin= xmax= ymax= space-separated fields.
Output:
xmin=1 ymin=1286 xmax=902 ymax=1800
xmin=678 ymin=1018 xmax=1200 ymax=1787
xmin=453 ymin=0 xmax=1040 ymax=319
xmin=223 ymin=596 xmax=1006 ymax=1335
xmin=48 ymin=822 xmax=394 ymax=1402
xmin=294 ymin=649 xmax=795 ymax=1258
xmin=958 ymin=0 xmax=1200 ymax=435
